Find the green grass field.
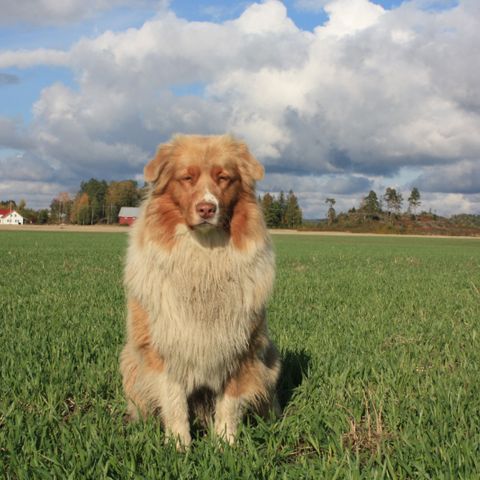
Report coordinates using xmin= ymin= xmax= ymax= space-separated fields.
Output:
xmin=1 ymin=231 xmax=479 ymax=479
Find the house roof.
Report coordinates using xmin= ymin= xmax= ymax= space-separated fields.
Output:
xmin=118 ymin=207 xmax=140 ymax=218
xmin=0 ymin=209 xmax=14 ymax=217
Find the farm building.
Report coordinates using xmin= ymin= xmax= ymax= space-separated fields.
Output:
xmin=0 ymin=209 xmax=24 ymax=225
xmin=118 ymin=207 xmax=140 ymax=225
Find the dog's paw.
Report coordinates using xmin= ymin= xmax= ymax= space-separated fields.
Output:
xmin=164 ymin=430 xmax=192 ymax=451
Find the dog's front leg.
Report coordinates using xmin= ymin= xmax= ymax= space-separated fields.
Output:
xmin=157 ymin=374 xmax=191 ymax=448
xmin=214 ymin=393 xmax=244 ymax=444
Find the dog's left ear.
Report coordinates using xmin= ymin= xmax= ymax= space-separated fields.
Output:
xmin=144 ymin=143 xmax=173 ymax=184
xmin=237 ymin=142 xmax=264 ymax=182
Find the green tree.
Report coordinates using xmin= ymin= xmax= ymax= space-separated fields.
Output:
xmin=71 ymin=192 xmax=90 ymax=225
xmin=79 ymin=178 xmax=108 ymax=223
xmin=18 ymin=199 xmax=26 ymax=215
xmin=362 ymin=190 xmax=381 ymax=217
xmin=283 ymin=190 xmax=303 ymax=228
xmin=384 ymin=188 xmax=403 ymax=216
xmin=0 ymin=200 xmax=17 ymax=209
xmin=50 ymin=192 xmax=73 ymax=224
xmin=37 ymin=209 xmax=49 ymax=224
xmin=278 ymin=191 xmax=286 ymax=227
xmin=408 ymin=187 xmax=421 ymax=216
xmin=261 ymin=193 xmax=276 ymax=228
xmin=270 ymin=198 xmax=283 ymax=228
xmin=325 ymin=198 xmax=336 ymax=225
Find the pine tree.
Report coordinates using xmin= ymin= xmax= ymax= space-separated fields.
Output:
xmin=325 ymin=198 xmax=336 ymax=225
xmin=394 ymin=191 xmax=403 ymax=215
xmin=261 ymin=193 xmax=277 ymax=228
xmin=283 ymin=190 xmax=303 ymax=228
xmin=384 ymin=187 xmax=403 ymax=217
xmin=362 ymin=190 xmax=381 ymax=217
xmin=79 ymin=178 xmax=108 ymax=223
xmin=408 ymin=187 xmax=421 ymax=216
xmin=270 ymin=197 xmax=282 ymax=227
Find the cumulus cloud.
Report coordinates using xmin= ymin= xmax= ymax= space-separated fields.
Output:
xmin=416 ymin=160 xmax=480 ymax=194
xmin=321 ymin=0 xmax=385 ymax=37
xmin=260 ymin=172 xmax=372 ymax=193
xmin=0 ymin=179 xmax=73 ymax=207
xmin=0 ymin=117 xmax=31 ymax=150
xmin=1 ymin=0 xmax=479 ymax=216
xmin=421 ymin=192 xmax=480 ymax=216
xmin=0 ymin=152 xmax=55 ymax=182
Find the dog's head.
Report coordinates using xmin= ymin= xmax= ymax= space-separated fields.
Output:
xmin=143 ymin=135 xmax=265 ymax=246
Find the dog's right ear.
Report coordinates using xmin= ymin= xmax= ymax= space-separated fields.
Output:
xmin=144 ymin=143 xmax=173 ymax=184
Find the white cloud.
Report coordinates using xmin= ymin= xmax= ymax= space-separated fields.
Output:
xmin=416 ymin=160 xmax=480 ymax=194
xmin=1 ymin=0 xmax=480 ymax=217
xmin=0 ymin=152 xmax=54 ymax=182
xmin=0 ymin=117 xmax=31 ymax=150
xmin=422 ymin=192 xmax=480 ymax=216
xmin=234 ymin=0 xmax=300 ymax=34
xmin=321 ymin=0 xmax=385 ymax=37
xmin=0 ymin=49 xmax=70 ymax=69
xmin=0 ymin=179 xmax=69 ymax=207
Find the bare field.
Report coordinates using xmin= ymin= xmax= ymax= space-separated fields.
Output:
xmin=2 ymin=223 xmax=479 ymax=239
xmin=0 ymin=224 xmax=129 ymax=233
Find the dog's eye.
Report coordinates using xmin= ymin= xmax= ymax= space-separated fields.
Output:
xmin=218 ymin=175 xmax=230 ymax=183
xmin=181 ymin=176 xmax=193 ymax=183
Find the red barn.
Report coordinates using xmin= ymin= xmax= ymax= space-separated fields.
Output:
xmin=118 ymin=207 xmax=139 ymax=225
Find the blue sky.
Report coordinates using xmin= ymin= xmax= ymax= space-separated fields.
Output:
xmin=0 ymin=0 xmax=477 ymax=217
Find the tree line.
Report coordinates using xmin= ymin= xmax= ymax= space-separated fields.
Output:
xmin=259 ymin=190 xmax=303 ymax=228
xmin=55 ymin=178 xmax=144 ymax=224
xmin=3 ymin=183 xmax=460 ymax=230
xmin=325 ymin=187 xmax=422 ymax=225
xmin=3 ymin=180 xmax=305 ymax=227
xmin=1 ymin=178 xmax=143 ymax=225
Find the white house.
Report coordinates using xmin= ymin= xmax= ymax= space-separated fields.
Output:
xmin=0 ymin=209 xmax=24 ymax=225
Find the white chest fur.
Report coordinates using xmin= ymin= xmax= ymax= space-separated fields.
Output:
xmin=125 ymin=228 xmax=275 ymax=393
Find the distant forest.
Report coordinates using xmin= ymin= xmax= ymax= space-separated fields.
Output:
xmin=2 ymin=180 xmax=480 ymax=235
xmin=1 ymin=178 xmax=306 ymax=227
xmin=1 ymin=178 xmax=143 ymax=225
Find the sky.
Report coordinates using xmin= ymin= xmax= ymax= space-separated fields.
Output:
xmin=0 ymin=0 xmax=479 ymax=218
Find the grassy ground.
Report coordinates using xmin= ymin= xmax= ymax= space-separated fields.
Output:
xmin=1 ymin=232 xmax=479 ymax=479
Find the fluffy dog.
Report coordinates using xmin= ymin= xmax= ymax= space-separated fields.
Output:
xmin=120 ymin=134 xmax=280 ymax=446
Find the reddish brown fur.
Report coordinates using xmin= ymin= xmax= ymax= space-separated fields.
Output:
xmin=141 ymin=135 xmax=265 ymax=251
xmin=120 ymin=351 xmax=147 ymax=417
xmin=126 ymin=300 xmax=165 ymax=372
xmin=144 ymin=193 xmax=185 ymax=250
xmin=225 ymin=359 xmax=264 ymax=397
xmin=229 ymin=193 xmax=264 ymax=249
xmin=225 ymin=316 xmax=276 ymax=403
xmin=121 ymin=300 xmax=165 ymax=418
